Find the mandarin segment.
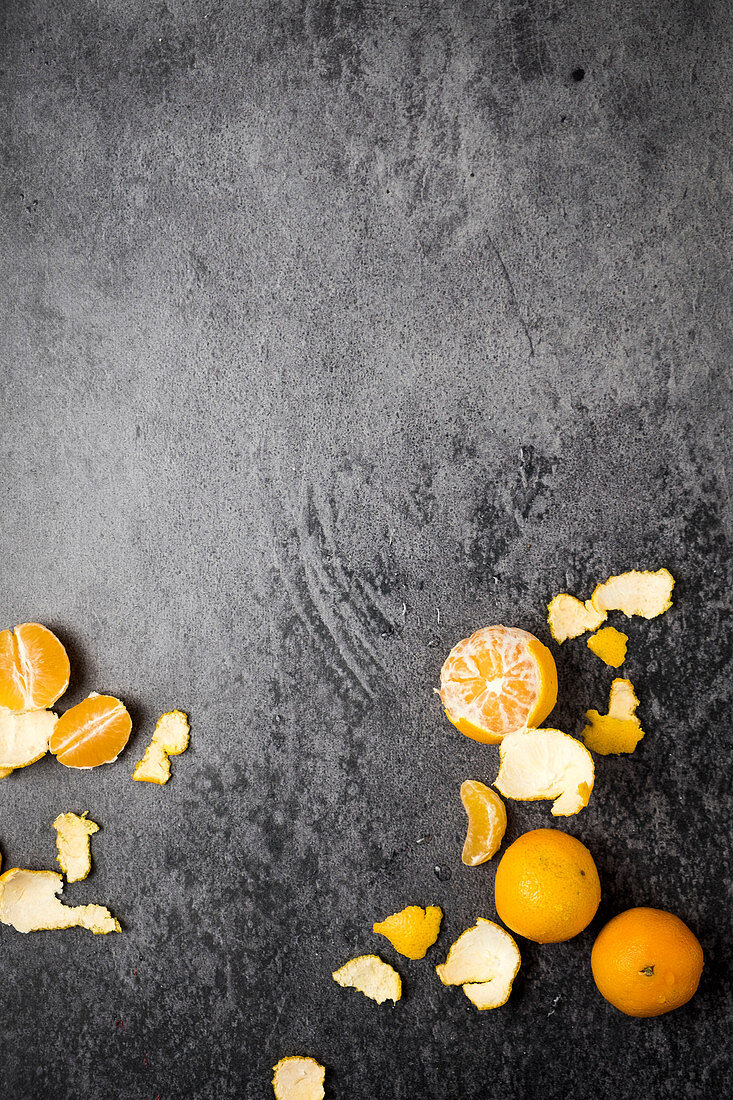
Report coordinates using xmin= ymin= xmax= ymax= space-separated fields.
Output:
xmin=0 ymin=623 xmax=70 ymax=711
xmin=547 ymin=595 xmax=606 ymax=643
xmin=582 ymin=678 xmax=644 ymax=755
xmin=494 ymin=829 xmax=600 ymax=943
xmin=332 ymin=955 xmax=402 ymax=1004
xmin=0 ymin=868 xmax=120 ymax=934
xmin=439 ymin=626 xmax=557 ymax=744
xmin=436 ymin=918 xmax=521 ymax=1009
xmin=0 ymin=705 xmax=58 ymax=769
xmin=50 ymin=693 xmax=132 ymax=768
xmin=460 ymin=781 xmax=507 ymax=866
xmin=586 ymin=626 xmax=628 ymax=667
xmin=590 ymin=568 xmax=674 ymax=618
xmin=272 ymin=1056 xmax=326 ymax=1100
xmin=494 ymin=727 xmax=594 ymax=816
xmin=591 ymin=907 xmax=703 ymax=1017
xmin=372 ymin=905 xmax=442 ymax=959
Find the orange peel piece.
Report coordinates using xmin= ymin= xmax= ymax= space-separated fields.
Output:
xmin=0 ymin=868 xmax=120 ymax=934
xmin=494 ymin=727 xmax=594 ymax=816
xmin=332 ymin=955 xmax=401 ymax=1004
xmin=547 ymin=594 xmax=606 ymax=643
xmin=0 ymin=704 xmax=58 ymax=769
xmin=373 ymin=905 xmax=442 ymax=959
xmin=590 ymin=568 xmax=674 ymax=618
xmin=582 ymin=678 xmax=644 ymax=755
xmin=0 ymin=767 xmax=13 ymax=778
xmin=436 ymin=918 xmax=521 ymax=1009
xmin=0 ymin=623 xmax=70 ymax=711
xmin=439 ymin=626 xmax=557 ymax=744
xmin=52 ymin=811 xmax=99 ymax=882
xmin=132 ymin=710 xmax=190 ymax=784
xmin=460 ymin=781 xmax=507 ymax=866
xmin=587 ymin=626 xmax=628 ymax=667
xmin=272 ymin=1056 xmax=325 ymax=1100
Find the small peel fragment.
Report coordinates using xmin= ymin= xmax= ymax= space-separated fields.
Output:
xmin=587 ymin=626 xmax=628 ymax=668
xmin=373 ymin=905 xmax=442 ymax=959
xmin=0 ymin=767 xmax=13 ymax=778
xmin=547 ymin=594 xmax=606 ymax=643
xmin=582 ymin=678 xmax=644 ymax=755
xmin=272 ymin=1056 xmax=325 ymax=1100
xmin=52 ymin=811 xmax=99 ymax=882
xmin=590 ymin=568 xmax=674 ymax=619
xmin=494 ymin=727 xmax=594 ymax=816
xmin=0 ymin=705 xmax=57 ymax=769
xmin=332 ymin=954 xmax=401 ymax=1004
xmin=133 ymin=710 xmax=190 ymax=784
xmin=0 ymin=868 xmax=120 ymax=934
xmin=436 ymin=918 xmax=521 ymax=1009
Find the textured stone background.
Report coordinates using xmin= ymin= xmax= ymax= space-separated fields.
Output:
xmin=1 ymin=1 xmax=731 ymax=1097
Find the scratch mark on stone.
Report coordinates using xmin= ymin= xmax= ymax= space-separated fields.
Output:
xmin=488 ymin=233 xmax=534 ymax=358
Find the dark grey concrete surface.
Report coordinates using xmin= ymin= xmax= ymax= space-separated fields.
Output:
xmin=1 ymin=1 xmax=731 ymax=1097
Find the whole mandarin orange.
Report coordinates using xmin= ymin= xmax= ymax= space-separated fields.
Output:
xmin=494 ymin=828 xmax=600 ymax=943
xmin=591 ymin=907 xmax=703 ymax=1017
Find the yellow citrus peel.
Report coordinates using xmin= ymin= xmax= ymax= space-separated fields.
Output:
xmin=460 ymin=781 xmax=507 ymax=866
xmin=547 ymin=595 xmax=606 ymax=643
xmin=271 ymin=1056 xmax=325 ymax=1100
xmin=332 ymin=955 xmax=401 ymax=1004
xmin=582 ymin=678 xmax=644 ymax=755
xmin=436 ymin=918 xmax=521 ymax=1009
xmin=52 ymin=811 xmax=99 ymax=882
xmin=0 ymin=867 xmax=119 ymax=934
xmin=0 ymin=705 xmax=58 ymax=769
xmin=590 ymin=568 xmax=674 ymax=618
xmin=587 ymin=627 xmax=628 ymax=667
xmin=133 ymin=710 xmax=190 ymax=784
xmin=494 ymin=727 xmax=594 ymax=816
xmin=373 ymin=905 xmax=442 ymax=959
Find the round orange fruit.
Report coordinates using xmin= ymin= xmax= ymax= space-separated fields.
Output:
xmin=591 ymin=907 xmax=703 ymax=1017
xmin=439 ymin=626 xmax=557 ymax=744
xmin=494 ymin=828 xmax=600 ymax=943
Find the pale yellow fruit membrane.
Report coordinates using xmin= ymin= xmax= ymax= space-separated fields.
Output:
xmin=332 ymin=955 xmax=401 ymax=1004
xmin=495 ymin=728 xmax=594 ymax=816
xmin=0 ymin=705 xmax=57 ymax=769
xmin=0 ymin=868 xmax=120 ymax=934
xmin=547 ymin=595 xmax=606 ymax=643
xmin=373 ymin=905 xmax=442 ymax=959
xmin=587 ymin=627 xmax=628 ymax=668
xmin=590 ymin=568 xmax=674 ymax=618
xmin=582 ymin=678 xmax=644 ymax=755
xmin=436 ymin=918 xmax=521 ymax=1009
xmin=53 ymin=811 xmax=99 ymax=882
xmin=271 ymin=1056 xmax=325 ymax=1100
xmin=133 ymin=709 xmax=190 ymax=784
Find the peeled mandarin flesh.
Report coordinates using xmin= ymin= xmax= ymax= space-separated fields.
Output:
xmin=50 ymin=694 xmax=132 ymax=768
xmin=0 ymin=623 xmax=70 ymax=711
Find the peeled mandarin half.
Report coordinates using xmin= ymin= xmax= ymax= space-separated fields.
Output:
xmin=439 ymin=626 xmax=557 ymax=744
xmin=494 ymin=728 xmax=594 ymax=816
xmin=0 ymin=623 xmax=70 ymax=711
xmin=50 ymin=693 xmax=132 ymax=768
xmin=460 ymin=781 xmax=507 ymax=866
xmin=272 ymin=1056 xmax=325 ymax=1100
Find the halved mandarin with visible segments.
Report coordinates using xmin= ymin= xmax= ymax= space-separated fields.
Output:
xmin=439 ymin=626 xmax=557 ymax=744
xmin=460 ymin=781 xmax=507 ymax=866
xmin=0 ymin=623 xmax=70 ymax=711
xmin=50 ymin=693 xmax=132 ymax=768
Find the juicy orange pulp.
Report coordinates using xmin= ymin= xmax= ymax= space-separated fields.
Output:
xmin=50 ymin=694 xmax=132 ymax=768
xmin=440 ymin=626 xmax=557 ymax=743
xmin=0 ymin=623 xmax=70 ymax=711
xmin=460 ymin=781 xmax=507 ymax=866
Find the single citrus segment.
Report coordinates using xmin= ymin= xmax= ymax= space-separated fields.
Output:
xmin=582 ymin=678 xmax=644 ymax=755
xmin=271 ymin=1056 xmax=325 ymax=1100
xmin=436 ymin=918 xmax=521 ymax=1009
xmin=373 ymin=905 xmax=442 ymax=959
xmin=0 ymin=868 xmax=120 ymax=934
xmin=547 ymin=595 xmax=606 ymax=643
xmin=52 ymin=811 xmax=99 ymax=882
xmin=590 ymin=568 xmax=674 ymax=618
xmin=0 ymin=705 xmax=58 ymax=769
xmin=494 ymin=828 xmax=600 ymax=943
xmin=133 ymin=709 xmax=190 ymax=784
xmin=332 ymin=955 xmax=401 ymax=1004
xmin=0 ymin=623 xmax=70 ymax=711
xmin=591 ymin=907 xmax=703 ymax=1017
xmin=460 ymin=781 xmax=507 ymax=866
xmin=439 ymin=626 xmax=557 ymax=744
xmin=494 ymin=727 xmax=594 ymax=816
xmin=587 ymin=626 xmax=628 ymax=667
xmin=50 ymin=693 xmax=132 ymax=768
